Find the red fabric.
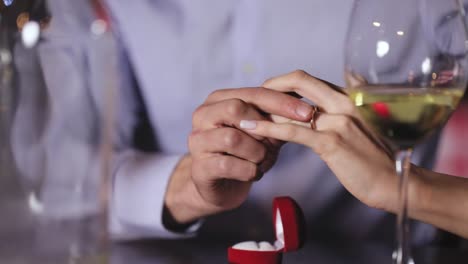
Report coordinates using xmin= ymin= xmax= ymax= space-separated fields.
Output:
xmin=272 ymin=197 xmax=305 ymax=252
xmin=228 ymin=248 xmax=281 ymax=264
xmin=435 ymin=103 xmax=468 ymax=178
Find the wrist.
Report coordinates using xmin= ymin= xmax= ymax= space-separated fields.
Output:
xmin=164 ymin=155 xmax=207 ymax=227
xmin=365 ymin=160 xmax=399 ymax=212
xmin=381 ymin=164 xmax=428 ymax=215
xmin=162 ymin=203 xmax=197 ymax=233
xmin=407 ymin=165 xmax=434 ymax=218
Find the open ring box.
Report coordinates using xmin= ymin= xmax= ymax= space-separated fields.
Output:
xmin=228 ymin=196 xmax=306 ymax=264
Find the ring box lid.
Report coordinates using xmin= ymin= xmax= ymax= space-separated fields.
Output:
xmin=228 ymin=196 xmax=305 ymax=264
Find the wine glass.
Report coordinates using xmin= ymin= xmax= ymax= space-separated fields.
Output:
xmin=344 ymin=0 xmax=468 ymax=263
xmin=0 ymin=0 xmax=116 ymax=263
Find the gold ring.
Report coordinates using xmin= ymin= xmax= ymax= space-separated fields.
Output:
xmin=310 ymin=105 xmax=319 ymax=130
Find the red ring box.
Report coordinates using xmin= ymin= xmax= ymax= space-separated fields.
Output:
xmin=228 ymin=196 xmax=306 ymax=264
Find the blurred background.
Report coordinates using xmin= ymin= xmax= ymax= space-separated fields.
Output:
xmin=0 ymin=0 xmax=115 ymax=262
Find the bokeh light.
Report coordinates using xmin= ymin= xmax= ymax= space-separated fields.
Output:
xmin=16 ymin=12 xmax=29 ymax=30
xmin=3 ymin=0 xmax=13 ymax=7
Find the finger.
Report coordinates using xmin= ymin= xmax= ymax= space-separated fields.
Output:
xmin=193 ymin=98 xmax=266 ymax=131
xmin=270 ymin=114 xmax=310 ymax=128
xmin=345 ymin=70 xmax=368 ymax=87
xmin=239 ymin=119 xmax=333 ymax=155
xmin=205 ymin=87 xmax=314 ymax=121
xmin=312 ymin=113 xmax=356 ymax=136
xmin=240 ymin=117 xmax=393 ymax=161
xmin=192 ymin=98 xmax=268 ymax=141
xmin=189 ymin=127 xmax=267 ymax=164
xmin=192 ymin=154 xmax=260 ymax=183
xmin=262 ymin=70 xmax=354 ymax=114
xmin=268 ymin=112 xmax=391 ymax=155
xmin=270 ymin=113 xmax=362 ymax=134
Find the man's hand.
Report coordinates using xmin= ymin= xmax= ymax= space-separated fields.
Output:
xmin=163 ymin=87 xmax=314 ymax=226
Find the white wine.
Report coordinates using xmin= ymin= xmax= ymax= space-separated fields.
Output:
xmin=348 ymin=86 xmax=464 ymax=148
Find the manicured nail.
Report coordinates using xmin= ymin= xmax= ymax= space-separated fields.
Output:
xmin=295 ymin=104 xmax=312 ymax=119
xmin=240 ymin=120 xmax=257 ymax=130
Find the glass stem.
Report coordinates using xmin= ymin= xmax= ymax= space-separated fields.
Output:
xmin=394 ymin=148 xmax=413 ymax=264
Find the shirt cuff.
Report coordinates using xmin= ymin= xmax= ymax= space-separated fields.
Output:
xmin=109 ymin=151 xmax=202 ymax=240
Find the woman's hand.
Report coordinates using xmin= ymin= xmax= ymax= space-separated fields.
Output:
xmin=238 ymin=70 xmax=468 ymax=239
xmin=240 ymin=70 xmax=397 ymax=211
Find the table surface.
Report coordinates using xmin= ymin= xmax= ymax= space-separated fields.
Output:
xmin=2 ymin=180 xmax=467 ymax=263
xmin=109 ymin=238 xmax=468 ymax=264
xmin=1 ymin=232 xmax=468 ymax=263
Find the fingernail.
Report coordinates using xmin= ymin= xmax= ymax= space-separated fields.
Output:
xmin=295 ymin=104 xmax=312 ymax=119
xmin=240 ymin=120 xmax=257 ymax=130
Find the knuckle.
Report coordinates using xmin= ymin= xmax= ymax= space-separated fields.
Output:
xmin=291 ymin=69 xmax=309 ymax=83
xmin=341 ymin=99 xmax=357 ymax=115
xmin=187 ymin=133 xmax=195 ymax=151
xmin=217 ymin=156 xmax=234 ymax=174
xmin=187 ymin=132 xmax=199 ymax=152
xmin=223 ymin=129 xmax=242 ymax=148
xmin=192 ymin=105 xmax=205 ymax=126
xmin=207 ymin=90 xmax=222 ymax=101
xmin=244 ymin=163 xmax=259 ymax=181
xmin=255 ymin=147 xmax=267 ymax=164
xmin=206 ymin=88 xmax=234 ymax=103
xmin=321 ymin=132 xmax=343 ymax=154
xmin=262 ymin=77 xmax=274 ymax=87
xmin=328 ymin=132 xmax=343 ymax=146
xmin=336 ymin=116 xmax=353 ymax=131
xmin=226 ymin=99 xmax=248 ymax=117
